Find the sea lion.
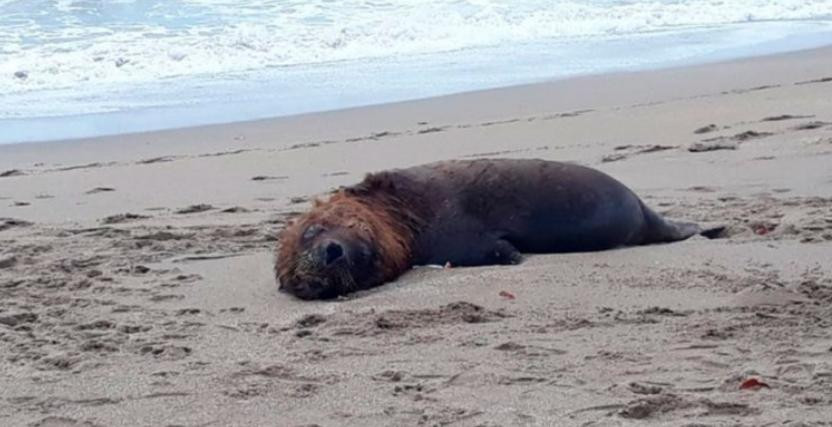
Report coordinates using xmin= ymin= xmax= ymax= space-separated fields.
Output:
xmin=275 ymin=158 xmax=705 ymax=300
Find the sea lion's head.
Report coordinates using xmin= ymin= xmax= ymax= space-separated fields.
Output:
xmin=278 ymin=218 xmax=380 ymax=300
xmin=276 ymin=192 xmax=404 ymax=300
xmin=276 ymin=182 xmax=418 ymax=300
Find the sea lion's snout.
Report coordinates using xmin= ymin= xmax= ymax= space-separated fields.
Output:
xmin=321 ymin=240 xmax=345 ymax=266
xmin=277 ymin=216 xmax=384 ymax=300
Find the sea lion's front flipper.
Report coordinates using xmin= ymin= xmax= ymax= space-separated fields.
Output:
xmin=489 ymin=239 xmax=524 ymax=265
xmin=420 ymin=234 xmax=523 ymax=267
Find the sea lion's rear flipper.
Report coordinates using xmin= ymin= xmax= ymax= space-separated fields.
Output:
xmin=640 ymin=203 xmax=702 ymax=244
xmin=699 ymin=225 xmax=728 ymax=239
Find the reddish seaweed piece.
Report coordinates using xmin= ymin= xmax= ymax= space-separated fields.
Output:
xmin=739 ymin=378 xmax=770 ymax=390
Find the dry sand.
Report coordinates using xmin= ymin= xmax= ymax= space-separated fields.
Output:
xmin=1 ymin=46 xmax=832 ymax=426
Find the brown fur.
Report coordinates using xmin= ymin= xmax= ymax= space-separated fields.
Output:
xmin=275 ymin=178 xmax=424 ymax=291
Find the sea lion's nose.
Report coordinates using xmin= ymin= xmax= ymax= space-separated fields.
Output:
xmin=323 ymin=241 xmax=344 ymax=266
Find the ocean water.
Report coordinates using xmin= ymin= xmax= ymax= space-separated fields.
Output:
xmin=1 ymin=0 xmax=832 ymax=144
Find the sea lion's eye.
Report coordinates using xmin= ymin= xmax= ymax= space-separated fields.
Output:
xmin=302 ymin=225 xmax=324 ymax=241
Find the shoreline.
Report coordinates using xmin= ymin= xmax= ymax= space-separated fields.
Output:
xmin=2 ymin=43 xmax=832 ymax=174
xmin=3 ymin=39 xmax=832 ymax=146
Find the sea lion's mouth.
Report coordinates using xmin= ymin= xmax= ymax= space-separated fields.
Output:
xmin=286 ymin=261 xmax=357 ymax=300
xmin=283 ymin=277 xmax=336 ymax=300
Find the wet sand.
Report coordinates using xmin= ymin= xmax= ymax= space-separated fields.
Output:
xmin=1 ymin=46 xmax=832 ymax=426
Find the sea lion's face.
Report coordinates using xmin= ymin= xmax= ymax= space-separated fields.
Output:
xmin=279 ymin=221 xmax=379 ymax=300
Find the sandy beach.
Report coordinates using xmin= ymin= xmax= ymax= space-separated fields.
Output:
xmin=2 ymin=46 xmax=832 ymax=426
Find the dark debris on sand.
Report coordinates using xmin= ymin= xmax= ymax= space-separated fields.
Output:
xmin=101 ymin=213 xmax=150 ymax=224
xmin=688 ymin=141 xmax=738 ymax=152
xmin=0 ymin=169 xmax=25 ymax=178
xmin=85 ymin=187 xmax=116 ymax=194
xmin=0 ymin=218 xmax=33 ymax=232
xmin=175 ymin=204 xmax=214 ymax=214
